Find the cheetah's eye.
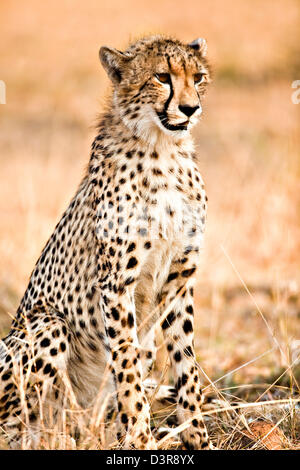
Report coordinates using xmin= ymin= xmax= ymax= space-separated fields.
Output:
xmin=155 ymin=73 xmax=171 ymax=84
xmin=194 ymin=73 xmax=205 ymax=84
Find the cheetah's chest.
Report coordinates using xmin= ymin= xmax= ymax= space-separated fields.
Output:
xmin=134 ymin=157 xmax=206 ymax=245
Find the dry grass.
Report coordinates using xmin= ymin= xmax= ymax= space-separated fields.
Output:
xmin=0 ymin=0 xmax=299 ymax=449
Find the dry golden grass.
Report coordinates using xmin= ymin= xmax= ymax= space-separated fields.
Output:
xmin=0 ymin=0 xmax=299 ymax=449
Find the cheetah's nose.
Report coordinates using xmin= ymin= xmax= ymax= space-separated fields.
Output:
xmin=178 ymin=105 xmax=200 ymax=117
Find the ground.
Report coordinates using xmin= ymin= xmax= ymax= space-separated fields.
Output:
xmin=0 ymin=0 xmax=299 ymax=449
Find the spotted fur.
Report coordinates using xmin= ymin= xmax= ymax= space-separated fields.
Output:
xmin=0 ymin=35 xmax=213 ymax=449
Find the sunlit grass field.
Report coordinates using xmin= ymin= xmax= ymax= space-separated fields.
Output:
xmin=0 ymin=0 xmax=299 ymax=449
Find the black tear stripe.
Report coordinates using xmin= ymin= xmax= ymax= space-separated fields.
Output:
xmin=164 ymin=55 xmax=174 ymax=113
xmin=156 ymin=55 xmax=188 ymax=131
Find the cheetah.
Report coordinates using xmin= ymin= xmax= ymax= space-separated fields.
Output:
xmin=0 ymin=35 xmax=213 ymax=450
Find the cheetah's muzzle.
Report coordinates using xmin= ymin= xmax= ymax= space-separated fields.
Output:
xmin=156 ymin=110 xmax=189 ymax=131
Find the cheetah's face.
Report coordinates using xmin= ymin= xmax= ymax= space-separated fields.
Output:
xmin=100 ymin=36 xmax=211 ymax=140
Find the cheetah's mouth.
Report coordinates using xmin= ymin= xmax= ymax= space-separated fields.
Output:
xmin=156 ymin=111 xmax=189 ymax=131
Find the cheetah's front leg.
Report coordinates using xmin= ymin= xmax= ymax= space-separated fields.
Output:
xmin=100 ymin=276 xmax=156 ymax=450
xmin=160 ymin=261 xmax=213 ymax=450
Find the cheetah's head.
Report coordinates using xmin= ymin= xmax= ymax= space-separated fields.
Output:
xmin=99 ymin=35 xmax=211 ymax=141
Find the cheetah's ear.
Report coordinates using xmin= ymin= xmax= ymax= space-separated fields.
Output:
xmin=188 ymin=38 xmax=207 ymax=57
xmin=99 ymin=46 xmax=132 ymax=84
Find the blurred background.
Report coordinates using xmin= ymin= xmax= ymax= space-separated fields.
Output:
xmin=0 ymin=0 xmax=299 ymax=399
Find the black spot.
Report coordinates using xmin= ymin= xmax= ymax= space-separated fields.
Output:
xmin=183 ymin=346 xmax=194 ymax=357
xmin=4 ymin=383 xmax=13 ymax=392
xmin=109 ymin=247 xmax=116 ymax=256
xmin=43 ymin=363 xmax=52 ymax=375
xmin=125 ymin=276 xmax=135 ymax=286
xmin=88 ymin=306 xmax=95 ymax=315
xmin=111 ymin=307 xmax=120 ymax=321
xmin=52 ymin=329 xmax=60 ymax=339
xmin=174 ymin=351 xmax=182 ymax=362
xmin=29 ymin=412 xmax=37 ymax=422
xmin=161 ymin=311 xmax=176 ymax=330
xmin=167 ymin=272 xmax=178 ymax=282
xmin=108 ymin=327 xmax=116 ymax=338
xmin=127 ymin=242 xmax=136 ymax=253
xmin=22 ymin=354 xmax=28 ymax=366
xmin=136 ymin=402 xmax=143 ymax=411
xmin=183 ymin=319 xmax=193 ymax=334
xmin=122 ymin=359 xmax=128 ymax=368
xmin=40 ymin=338 xmax=50 ymax=348
xmin=182 ymin=267 xmax=196 ymax=278
xmin=182 ymin=374 xmax=188 ymax=386
xmin=126 ymin=257 xmax=138 ymax=269
xmin=118 ymin=372 xmax=123 ymax=382
xmin=127 ymin=313 xmax=134 ymax=328
xmin=186 ymin=305 xmax=194 ymax=315
xmin=126 ymin=374 xmax=134 ymax=383
xmin=35 ymin=358 xmax=44 ymax=371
